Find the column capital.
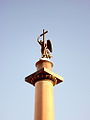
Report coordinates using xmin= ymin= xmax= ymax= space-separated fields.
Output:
xmin=25 ymin=67 xmax=64 ymax=86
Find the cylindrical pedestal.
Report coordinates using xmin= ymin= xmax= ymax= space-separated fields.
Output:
xmin=34 ymin=80 xmax=54 ymax=120
xmin=35 ymin=59 xmax=53 ymax=71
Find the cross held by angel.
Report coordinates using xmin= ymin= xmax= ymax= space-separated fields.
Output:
xmin=37 ymin=29 xmax=53 ymax=59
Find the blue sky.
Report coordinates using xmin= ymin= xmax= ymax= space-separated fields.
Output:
xmin=0 ymin=0 xmax=90 ymax=120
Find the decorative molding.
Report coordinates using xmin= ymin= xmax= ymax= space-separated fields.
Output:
xmin=25 ymin=67 xmax=63 ymax=86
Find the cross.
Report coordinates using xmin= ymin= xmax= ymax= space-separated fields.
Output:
xmin=40 ymin=29 xmax=48 ymax=42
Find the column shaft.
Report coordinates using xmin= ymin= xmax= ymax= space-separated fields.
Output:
xmin=34 ymin=80 xmax=54 ymax=120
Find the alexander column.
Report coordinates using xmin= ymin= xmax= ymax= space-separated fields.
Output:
xmin=25 ymin=29 xmax=64 ymax=120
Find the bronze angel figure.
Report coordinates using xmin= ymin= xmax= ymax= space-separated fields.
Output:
xmin=37 ymin=29 xmax=52 ymax=59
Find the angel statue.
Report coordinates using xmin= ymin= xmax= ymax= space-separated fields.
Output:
xmin=37 ymin=29 xmax=52 ymax=59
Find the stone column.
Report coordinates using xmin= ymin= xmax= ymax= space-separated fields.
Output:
xmin=25 ymin=58 xmax=63 ymax=120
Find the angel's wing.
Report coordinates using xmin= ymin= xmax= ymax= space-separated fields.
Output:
xmin=47 ymin=40 xmax=52 ymax=52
